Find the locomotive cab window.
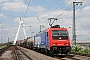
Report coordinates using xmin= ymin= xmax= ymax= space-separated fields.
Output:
xmin=52 ymin=30 xmax=68 ymax=40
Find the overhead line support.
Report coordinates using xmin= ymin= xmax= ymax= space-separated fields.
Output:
xmin=72 ymin=2 xmax=82 ymax=45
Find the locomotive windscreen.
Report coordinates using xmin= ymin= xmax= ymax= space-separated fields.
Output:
xmin=52 ymin=30 xmax=68 ymax=40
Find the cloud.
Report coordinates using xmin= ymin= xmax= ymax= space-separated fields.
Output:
xmin=74 ymin=6 xmax=90 ymax=19
xmin=14 ymin=17 xmax=42 ymax=27
xmin=1 ymin=0 xmax=89 ymax=41
xmin=2 ymin=1 xmax=27 ymax=12
xmin=73 ymin=5 xmax=90 ymax=39
xmin=29 ymin=6 xmax=45 ymax=12
xmin=1 ymin=0 xmax=45 ymax=12
xmin=14 ymin=9 xmax=73 ymax=31
xmin=0 ymin=0 xmax=9 ymax=3
xmin=83 ymin=6 xmax=90 ymax=10
xmin=0 ymin=13 xmax=7 ymax=18
xmin=38 ymin=9 xmax=72 ymax=20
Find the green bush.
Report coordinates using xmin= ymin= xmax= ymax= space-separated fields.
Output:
xmin=70 ymin=45 xmax=90 ymax=54
xmin=71 ymin=45 xmax=82 ymax=52
xmin=6 ymin=43 xmax=10 ymax=46
xmin=83 ymin=49 xmax=90 ymax=54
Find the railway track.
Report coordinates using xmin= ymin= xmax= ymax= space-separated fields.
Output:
xmin=54 ymin=53 xmax=90 ymax=60
xmin=17 ymin=46 xmax=90 ymax=60
xmin=0 ymin=46 xmax=10 ymax=54
xmin=70 ymin=52 xmax=90 ymax=57
xmin=15 ymin=46 xmax=33 ymax=60
xmin=17 ymin=46 xmax=57 ymax=60
xmin=0 ymin=46 xmax=16 ymax=60
xmin=1 ymin=46 xmax=89 ymax=60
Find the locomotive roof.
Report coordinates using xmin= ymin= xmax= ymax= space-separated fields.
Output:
xmin=36 ymin=27 xmax=67 ymax=35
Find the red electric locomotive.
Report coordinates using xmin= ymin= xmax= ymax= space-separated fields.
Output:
xmin=34 ymin=25 xmax=71 ymax=55
xmin=46 ymin=25 xmax=71 ymax=54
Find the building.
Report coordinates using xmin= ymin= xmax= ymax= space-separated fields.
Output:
xmin=76 ymin=41 xmax=90 ymax=49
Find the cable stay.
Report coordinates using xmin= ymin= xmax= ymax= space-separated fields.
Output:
xmin=13 ymin=18 xmax=27 ymax=45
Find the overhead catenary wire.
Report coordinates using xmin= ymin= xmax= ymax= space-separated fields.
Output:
xmin=59 ymin=1 xmax=83 ymax=21
xmin=57 ymin=0 xmax=84 ymax=20
xmin=35 ymin=0 xmax=77 ymax=30
xmin=47 ymin=0 xmax=70 ymax=16
xmin=20 ymin=0 xmax=28 ymax=17
xmin=35 ymin=0 xmax=73 ymax=28
xmin=23 ymin=0 xmax=32 ymax=19
xmin=36 ymin=0 xmax=76 ymax=32
xmin=56 ymin=5 xmax=73 ymax=18
xmin=36 ymin=0 xmax=70 ymax=21
xmin=56 ymin=0 xmax=77 ymax=18
xmin=37 ymin=0 xmax=75 ymax=26
xmin=55 ymin=0 xmax=84 ymax=26
xmin=57 ymin=0 xmax=90 ymax=20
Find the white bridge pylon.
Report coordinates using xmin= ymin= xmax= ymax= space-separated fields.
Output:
xmin=13 ymin=18 xmax=27 ymax=45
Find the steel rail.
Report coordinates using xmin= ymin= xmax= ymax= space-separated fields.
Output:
xmin=15 ymin=46 xmax=33 ymax=60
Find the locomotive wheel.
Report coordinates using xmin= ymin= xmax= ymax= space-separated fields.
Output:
xmin=47 ymin=51 xmax=54 ymax=56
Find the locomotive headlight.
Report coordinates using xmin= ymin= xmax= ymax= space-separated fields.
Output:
xmin=53 ymin=44 xmax=56 ymax=45
xmin=59 ymin=37 xmax=61 ymax=39
xmin=66 ymin=44 xmax=68 ymax=45
xmin=65 ymin=43 xmax=69 ymax=46
xmin=53 ymin=43 xmax=57 ymax=45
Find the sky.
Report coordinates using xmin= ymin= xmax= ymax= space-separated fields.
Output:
xmin=0 ymin=0 xmax=90 ymax=43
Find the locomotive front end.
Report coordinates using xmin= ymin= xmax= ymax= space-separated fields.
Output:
xmin=47 ymin=27 xmax=71 ymax=54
